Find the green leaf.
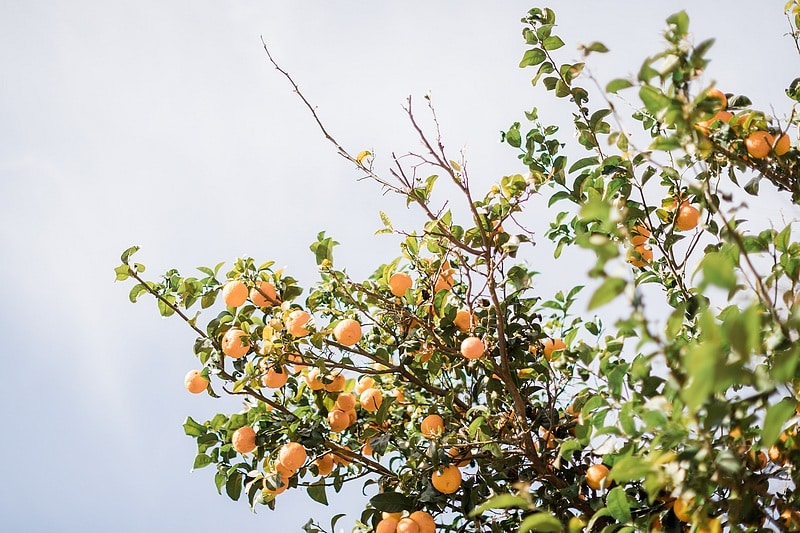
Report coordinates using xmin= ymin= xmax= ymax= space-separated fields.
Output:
xmin=470 ymin=494 xmax=530 ymax=516
xmin=183 ymin=416 xmax=207 ymax=437
xmin=610 ymin=456 xmax=651 ymax=483
xmin=568 ymin=156 xmax=598 ymax=174
xmin=505 ymin=126 xmax=522 ymax=148
xmin=606 ymin=78 xmax=633 ymax=94
xmin=582 ymin=41 xmax=609 ymax=54
xmin=606 ymin=486 xmax=632 ymax=523
xmin=542 ymin=36 xmax=565 ymax=51
xmin=307 ymin=481 xmax=329 ymax=505
xmin=761 ymin=397 xmax=797 ymax=447
xmin=193 ymin=453 xmax=213 ymax=470
xmin=588 ymin=277 xmax=626 ymax=310
xmin=369 ymin=492 xmax=414 ymax=513
xmin=697 ymin=251 xmax=737 ymax=291
xmin=226 ymin=471 xmax=243 ymax=501
xmin=520 ymin=48 xmax=547 ymax=68
xmin=114 ymin=264 xmax=131 ymax=281
xmin=120 ymin=245 xmax=140 ymax=263
xmin=786 ymin=77 xmax=800 ymax=103
xmin=519 ymin=512 xmax=563 ymax=533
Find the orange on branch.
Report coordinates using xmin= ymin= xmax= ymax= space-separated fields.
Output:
xmin=397 ymin=518 xmax=421 ymax=533
xmin=324 ymin=371 xmax=346 ymax=392
xmin=232 ymin=426 xmax=257 ymax=454
xmin=774 ymin=132 xmax=791 ymax=156
xmin=409 ymin=511 xmax=436 ymax=533
xmin=305 ymin=368 xmax=325 ymax=391
xmin=333 ymin=318 xmax=362 ymax=346
xmin=263 ymin=365 xmax=289 ymax=388
xmin=314 ymin=454 xmax=335 ymax=476
xmin=585 ymin=463 xmax=609 ymax=490
xmin=542 ymin=338 xmax=566 ymax=361
xmin=673 ymin=497 xmax=693 ymax=522
xmin=675 ymin=202 xmax=700 ymax=231
xmin=184 ymin=369 xmax=208 ymax=394
xmin=695 ymin=110 xmax=733 ymax=135
xmin=705 ymin=87 xmax=727 ymax=109
xmin=222 ymin=328 xmax=249 ymax=358
xmin=376 ymin=518 xmax=400 ymax=533
xmin=354 ymin=376 xmax=375 ymax=394
xmin=250 ymin=280 xmax=278 ymax=307
xmin=431 ymin=465 xmax=462 ymax=494
xmin=360 ymin=387 xmax=383 ymax=412
xmin=628 ymin=244 xmax=653 ymax=268
xmin=453 ymin=309 xmax=473 ymax=333
xmin=221 ymin=280 xmax=248 ymax=307
xmin=286 ymin=309 xmax=311 ymax=337
xmin=420 ymin=414 xmax=445 ymax=438
xmin=389 ymin=272 xmax=414 ymax=297
xmin=328 ymin=409 xmax=350 ymax=433
xmin=335 ymin=392 xmax=357 ymax=411
xmin=278 ymin=442 xmax=307 ymax=471
xmin=745 ymin=130 xmax=774 ymax=159
xmin=460 ymin=336 xmax=485 ymax=360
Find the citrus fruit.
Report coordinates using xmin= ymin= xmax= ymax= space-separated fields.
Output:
xmin=315 ymin=454 xmax=335 ymax=476
xmin=328 ymin=409 xmax=350 ymax=432
xmin=447 ymin=447 xmax=471 ymax=467
xmin=376 ymin=518 xmax=400 ymax=533
xmin=333 ymin=318 xmax=362 ymax=346
xmin=585 ymin=463 xmax=609 ymax=490
xmin=232 ymin=426 xmax=257 ymax=454
xmin=389 ymin=272 xmax=414 ymax=297
xmin=431 ymin=465 xmax=462 ymax=494
xmin=397 ymin=518 xmax=421 ymax=533
xmin=409 ymin=511 xmax=436 ymax=533
xmin=335 ymin=392 xmax=356 ymax=411
xmin=362 ymin=438 xmax=373 ymax=456
xmin=542 ymin=338 xmax=566 ymax=360
xmin=263 ymin=365 xmax=289 ymax=388
xmin=774 ymin=132 xmax=791 ymax=156
xmin=695 ymin=110 xmax=733 ymax=135
xmin=673 ymin=497 xmax=693 ymax=522
xmin=354 ymin=376 xmax=375 ymax=394
xmin=305 ymin=368 xmax=325 ymax=390
xmin=705 ymin=87 xmax=727 ymax=109
xmin=416 ymin=348 xmax=434 ymax=363
xmin=324 ymin=372 xmax=346 ymax=392
xmin=345 ymin=408 xmax=357 ymax=425
xmin=262 ymin=474 xmax=288 ymax=495
xmin=675 ymin=202 xmax=700 ymax=231
xmin=460 ymin=336 xmax=485 ymax=359
xmin=250 ymin=281 xmax=278 ymax=307
xmin=278 ymin=442 xmax=307 ymax=471
xmin=631 ymin=224 xmax=650 ymax=246
xmin=360 ymin=387 xmax=383 ymax=412
xmin=222 ymin=328 xmax=249 ymax=358
xmin=184 ymin=369 xmax=208 ymax=394
xmin=453 ymin=309 xmax=473 ymax=332
xmin=286 ymin=309 xmax=311 ymax=337
xmin=628 ymin=245 xmax=653 ymax=268
xmin=222 ymin=280 xmax=248 ymax=307
xmin=420 ymin=414 xmax=445 ymax=438
xmin=382 ymin=512 xmax=404 ymax=521
xmin=745 ymin=130 xmax=774 ymax=159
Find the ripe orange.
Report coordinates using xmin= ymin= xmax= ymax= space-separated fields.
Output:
xmin=705 ymin=88 xmax=727 ymax=109
xmin=434 ymin=260 xmax=455 ymax=292
xmin=420 ymin=414 xmax=445 ymax=438
xmin=354 ymin=376 xmax=375 ymax=394
xmin=286 ymin=352 xmax=308 ymax=372
xmin=362 ymin=438 xmax=373 ymax=456
xmin=278 ymin=442 xmax=307 ymax=471
xmin=542 ymin=338 xmax=566 ymax=361
xmin=774 ymin=132 xmax=791 ymax=156
xmin=232 ymin=426 xmax=257 ymax=454
xmin=389 ymin=272 xmax=414 ymax=297
xmin=628 ymin=245 xmax=653 ymax=268
xmin=376 ymin=518 xmax=400 ymax=533
xmin=184 ymin=369 xmax=208 ymax=394
xmin=431 ymin=465 xmax=462 ymax=494
xmin=262 ymin=474 xmax=288 ymax=495
xmin=345 ymin=408 xmax=358 ymax=425
xmin=675 ymin=203 xmax=700 ymax=231
xmin=673 ymin=497 xmax=693 ymax=522
xmin=383 ymin=512 xmax=404 ymax=521
xmin=222 ymin=280 xmax=248 ymax=307
xmin=631 ymin=224 xmax=650 ymax=246
xmin=328 ymin=409 xmax=350 ymax=432
xmin=453 ymin=310 xmax=473 ymax=333
xmin=286 ymin=309 xmax=311 ymax=337
xmin=745 ymin=130 xmax=774 ymax=159
xmin=250 ymin=281 xmax=278 ymax=307
xmin=360 ymin=387 xmax=383 ymax=412
xmin=333 ymin=318 xmax=362 ymax=346
xmin=263 ymin=365 xmax=289 ymax=388
xmin=324 ymin=372 xmax=346 ymax=392
xmin=460 ymin=336 xmax=485 ymax=360
xmin=585 ymin=463 xmax=609 ymax=490
xmin=335 ymin=392 xmax=357 ymax=411
xmin=221 ymin=328 xmax=249 ymax=358
xmin=315 ymin=454 xmax=335 ymax=476
xmin=409 ymin=511 xmax=436 ymax=533
xmin=695 ymin=110 xmax=733 ymax=135
xmin=305 ymin=368 xmax=325 ymax=391
xmin=397 ymin=518 xmax=421 ymax=533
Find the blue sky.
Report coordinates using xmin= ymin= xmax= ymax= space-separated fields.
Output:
xmin=0 ymin=2 xmax=796 ymax=531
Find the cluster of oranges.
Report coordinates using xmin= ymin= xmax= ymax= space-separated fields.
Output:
xmin=625 ymin=199 xmax=701 ymax=269
xmin=376 ymin=510 xmax=437 ymax=533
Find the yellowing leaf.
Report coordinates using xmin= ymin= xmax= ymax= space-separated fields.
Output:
xmin=356 ymin=150 xmax=372 ymax=164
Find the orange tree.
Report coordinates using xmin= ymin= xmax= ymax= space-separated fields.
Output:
xmin=115 ymin=5 xmax=800 ymax=533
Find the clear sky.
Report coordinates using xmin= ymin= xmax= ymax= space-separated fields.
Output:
xmin=0 ymin=2 xmax=796 ymax=531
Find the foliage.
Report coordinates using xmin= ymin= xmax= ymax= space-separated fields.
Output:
xmin=116 ymin=4 xmax=800 ymax=532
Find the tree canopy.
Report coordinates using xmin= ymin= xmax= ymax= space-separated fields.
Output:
xmin=116 ymin=4 xmax=800 ymax=532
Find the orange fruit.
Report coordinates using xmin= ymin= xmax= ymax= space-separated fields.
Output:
xmin=460 ymin=336 xmax=485 ymax=360
xmin=628 ymin=244 xmax=653 ymax=268
xmin=705 ymin=88 xmax=727 ymax=109
xmin=397 ymin=518 xmax=421 ymax=533
xmin=286 ymin=309 xmax=311 ymax=337
xmin=673 ymin=497 xmax=692 ymax=522
xmin=585 ymin=463 xmax=609 ymax=490
xmin=447 ymin=447 xmax=471 ymax=467
xmin=383 ymin=512 xmax=404 ymax=521
xmin=695 ymin=110 xmax=733 ymax=135
xmin=333 ymin=318 xmax=362 ymax=346
xmin=278 ymin=442 xmax=307 ymax=471
xmin=745 ymin=130 xmax=774 ymax=159
xmin=184 ymin=369 xmax=208 ymax=394
xmin=315 ymin=454 xmax=335 ymax=476
xmin=774 ymin=133 xmax=791 ymax=156
xmin=250 ymin=281 xmax=278 ymax=307
xmin=416 ymin=348 xmax=434 ymax=363
xmin=324 ymin=372 xmax=346 ymax=392
xmin=389 ymin=272 xmax=414 ymax=297
xmin=631 ymin=224 xmax=650 ymax=246
xmin=262 ymin=474 xmax=288 ymax=495
xmin=431 ymin=465 xmax=462 ymax=494
xmin=263 ymin=365 xmax=289 ymax=388
xmin=354 ymin=376 xmax=375 ymax=394
xmin=328 ymin=409 xmax=350 ymax=432
xmin=286 ymin=352 xmax=308 ymax=372
xmin=335 ymin=392 xmax=357 ymax=411
xmin=222 ymin=280 xmax=248 ymax=307
xmin=453 ymin=310 xmax=473 ymax=333
xmin=376 ymin=518 xmax=400 ymax=533
xmin=360 ymin=387 xmax=383 ymax=412
xmin=420 ymin=414 xmax=445 ymax=438
xmin=675 ymin=202 xmax=700 ymax=231
xmin=434 ymin=260 xmax=455 ymax=292
xmin=222 ymin=328 xmax=249 ymax=358
xmin=409 ymin=511 xmax=436 ymax=533
xmin=232 ymin=426 xmax=257 ymax=454
xmin=305 ymin=368 xmax=325 ymax=391
xmin=345 ymin=408 xmax=358 ymax=425
xmin=542 ymin=338 xmax=566 ymax=361
xmin=362 ymin=438 xmax=374 ymax=457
